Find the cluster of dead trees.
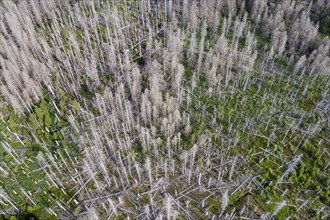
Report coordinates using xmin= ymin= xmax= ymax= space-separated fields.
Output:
xmin=0 ymin=0 xmax=329 ymax=219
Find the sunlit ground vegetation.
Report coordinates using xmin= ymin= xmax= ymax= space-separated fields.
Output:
xmin=0 ymin=0 xmax=329 ymax=219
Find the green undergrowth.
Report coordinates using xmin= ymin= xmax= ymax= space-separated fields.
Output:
xmin=0 ymin=94 xmax=81 ymax=219
xmin=180 ymin=56 xmax=329 ymax=218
